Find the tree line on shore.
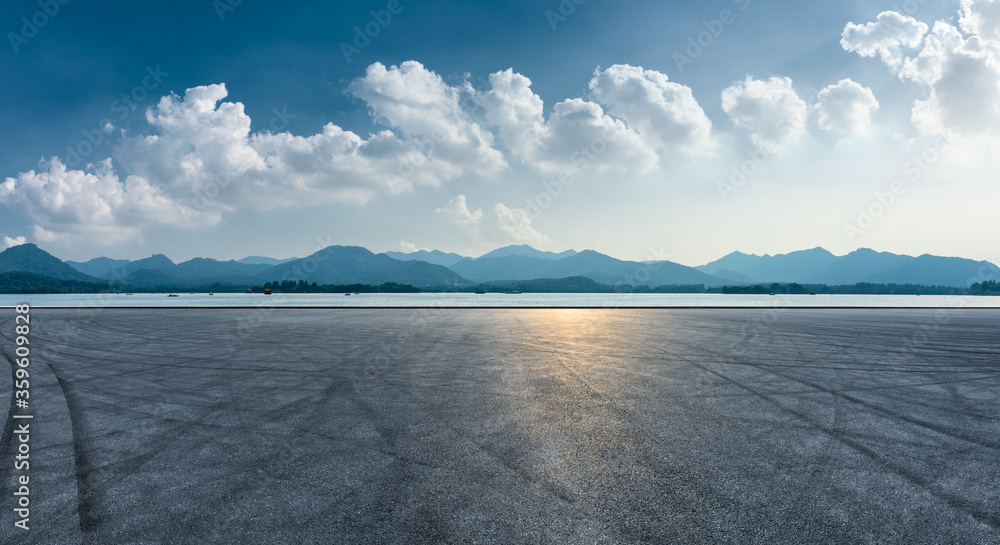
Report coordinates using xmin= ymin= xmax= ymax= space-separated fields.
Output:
xmin=2 ymin=271 xmax=999 ymax=296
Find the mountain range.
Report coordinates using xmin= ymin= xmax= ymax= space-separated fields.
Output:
xmin=1 ymin=242 xmax=998 ymax=293
xmin=697 ymin=247 xmax=999 ymax=287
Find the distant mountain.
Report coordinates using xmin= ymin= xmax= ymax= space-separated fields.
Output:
xmin=383 ymin=249 xmax=468 ymax=267
xmin=805 ymin=248 xmax=910 ymax=285
xmin=173 ymin=258 xmax=272 ymax=279
xmin=255 ymin=246 xmax=470 ymax=287
xmin=105 ymin=254 xmax=176 ymax=279
xmin=449 ymin=249 xmax=726 ymax=287
xmin=449 ymin=255 xmax=567 ymax=282
xmin=101 ymin=255 xmax=273 ymax=285
xmin=863 ymin=254 xmax=1000 ymax=287
xmin=477 ymin=244 xmax=578 ymax=260
xmin=710 ymin=268 xmax=759 ymax=284
xmin=238 ymin=255 xmax=298 ymax=266
xmin=697 ymin=247 xmax=838 ymax=283
xmin=698 ymin=247 xmax=1000 ymax=287
xmin=66 ymin=257 xmax=131 ymax=278
xmin=117 ymin=268 xmax=189 ymax=290
xmin=2 ymin=243 xmax=997 ymax=294
xmin=0 ymin=244 xmax=100 ymax=282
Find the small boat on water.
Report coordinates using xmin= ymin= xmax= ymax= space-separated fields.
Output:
xmin=168 ymin=294 xmax=179 ymax=297
xmin=345 ymin=293 xmax=351 ymax=296
xmin=475 ymin=291 xmax=486 ymax=294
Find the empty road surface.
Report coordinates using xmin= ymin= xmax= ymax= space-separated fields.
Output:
xmin=2 ymin=307 xmax=999 ymax=544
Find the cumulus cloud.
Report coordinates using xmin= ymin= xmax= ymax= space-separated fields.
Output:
xmin=348 ymin=61 xmax=507 ymax=176
xmin=3 ymin=75 xmax=508 ymax=243
xmin=530 ymin=98 xmax=657 ymax=173
xmin=476 ymin=68 xmax=657 ymax=173
xmin=841 ymin=11 xmax=928 ymax=69
xmin=395 ymin=240 xmax=419 ymax=253
xmin=721 ymin=76 xmax=808 ymax=149
xmin=904 ymin=21 xmax=1000 ymax=134
xmin=0 ymin=158 xmax=208 ymax=244
xmin=493 ymin=203 xmax=547 ymax=245
xmin=1 ymin=236 xmax=26 ymax=251
xmin=960 ymin=0 xmax=1000 ymax=44
xmin=815 ymin=79 xmax=880 ymax=134
xmin=437 ymin=194 xmax=546 ymax=245
xmin=435 ymin=194 xmax=484 ymax=225
xmin=588 ymin=64 xmax=715 ymax=154
xmin=123 ymin=83 xmax=459 ymax=210
xmin=849 ymin=4 xmax=1000 ymax=136
xmin=476 ymin=69 xmax=546 ymax=163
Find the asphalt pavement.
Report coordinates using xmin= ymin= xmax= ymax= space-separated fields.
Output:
xmin=2 ymin=307 xmax=999 ymax=544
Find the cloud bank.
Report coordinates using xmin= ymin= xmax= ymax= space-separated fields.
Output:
xmin=4 ymin=0 xmax=999 ymax=250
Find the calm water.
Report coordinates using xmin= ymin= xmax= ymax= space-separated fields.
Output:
xmin=1 ymin=292 xmax=998 ymax=307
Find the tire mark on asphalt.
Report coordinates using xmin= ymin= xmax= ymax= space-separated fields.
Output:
xmin=0 ymin=315 xmax=21 ymax=499
xmin=655 ymin=324 xmax=1000 ymax=530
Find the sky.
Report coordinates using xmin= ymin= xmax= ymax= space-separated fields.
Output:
xmin=1 ymin=0 xmax=997 ymax=267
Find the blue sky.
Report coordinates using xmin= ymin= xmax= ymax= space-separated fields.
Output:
xmin=3 ymin=0 xmax=997 ymax=266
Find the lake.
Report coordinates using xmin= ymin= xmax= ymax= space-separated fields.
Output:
xmin=1 ymin=292 xmax=998 ymax=307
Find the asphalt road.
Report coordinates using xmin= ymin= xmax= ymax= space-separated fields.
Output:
xmin=2 ymin=307 xmax=999 ymax=544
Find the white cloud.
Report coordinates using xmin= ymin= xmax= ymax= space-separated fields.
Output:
xmin=435 ymin=194 xmax=483 ymax=225
xmin=123 ymin=83 xmax=449 ymax=211
xmin=475 ymin=69 xmax=546 ymax=164
xmin=845 ymin=5 xmax=1000 ymax=137
xmin=960 ymin=0 xmax=1000 ymax=44
xmin=494 ymin=203 xmax=547 ymax=245
xmin=437 ymin=195 xmax=546 ymax=245
xmin=395 ymin=240 xmax=419 ymax=253
xmin=588 ymin=64 xmax=715 ymax=154
xmin=721 ymin=76 xmax=808 ymax=149
xmin=841 ymin=11 xmax=928 ymax=69
xmin=898 ymin=22 xmax=967 ymax=87
xmin=3 ymin=78 xmax=505 ymax=243
xmin=531 ymin=98 xmax=657 ymax=173
xmin=0 ymin=158 xmax=208 ymax=244
xmin=348 ymin=61 xmax=507 ymax=177
xmin=476 ymin=69 xmax=656 ymax=173
xmin=903 ymin=20 xmax=1000 ymax=135
xmin=1 ymin=236 xmax=26 ymax=251
xmin=815 ymin=79 xmax=880 ymax=134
